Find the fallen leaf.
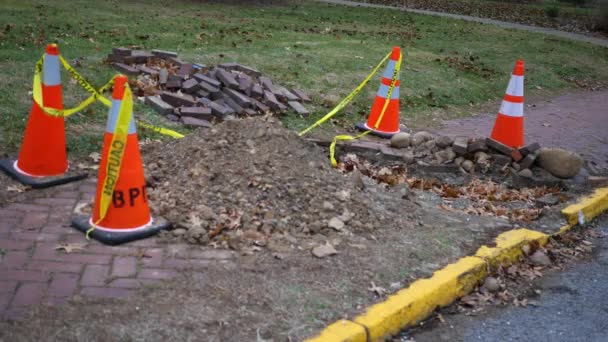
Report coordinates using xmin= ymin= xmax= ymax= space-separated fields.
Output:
xmin=55 ymin=243 xmax=86 ymax=253
xmin=368 ymin=281 xmax=386 ymax=296
xmin=7 ymin=184 xmax=29 ymax=193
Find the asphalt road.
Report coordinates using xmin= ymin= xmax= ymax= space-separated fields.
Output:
xmin=410 ymin=215 xmax=608 ymax=342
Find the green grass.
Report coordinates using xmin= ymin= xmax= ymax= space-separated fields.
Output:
xmin=0 ymin=0 xmax=607 ymax=157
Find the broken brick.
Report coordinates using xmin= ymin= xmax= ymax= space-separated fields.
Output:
xmin=160 ymin=91 xmax=197 ymax=107
xmin=485 ymin=138 xmax=513 ymax=156
xmin=112 ymin=47 xmax=132 ymax=56
xmin=467 ymin=139 xmax=487 ymax=153
xmin=180 ymin=106 xmax=213 ymax=120
xmin=151 ymin=49 xmax=178 ymax=58
xmin=223 ymin=88 xmax=253 ymax=108
xmin=263 ymin=91 xmax=282 ymax=110
xmin=193 ymin=73 xmax=221 ymax=88
xmin=518 ymin=152 xmax=537 ymax=169
xmin=181 ymin=116 xmax=212 ymax=128
xmin=181 ymin=78 xmax=200 ymax=94
xmin=111 ymin=63 xmax=140 ymax=76
xmin=452 ymin=136 xmax=468 ymax=155
xmin=218 ymin=62 xmax=239 ymax=71
xmin=519 ymin=142 xmax=541 ymax=156
xmin=287 ymin=101 xmax=309 ymax=116
xmin=130 ymin=50 xmax=154 ymax=64
xmin=158 ymin=68 xmax=168 ymax=85
xmin=510 ymin=149 xmax=524 ymax=162
xmin=491 ymin=153 xmax=512 ymax=166
xmin=277 ymin=86 xmax=299 ymax=102
xmin=291 ymin=89 xmax=311 ymax=102
xmin=178 ymin=63 xmax=195 ymax=77
xmin=145 ymin=96 xmax=174 ymax=116
xmin=251 ymin=84 xmax=264 ymax=98
xmin=215 ymin=69 xmax=239 ymax=89
xmin=137 ymin=65 xmax=159 ymax=77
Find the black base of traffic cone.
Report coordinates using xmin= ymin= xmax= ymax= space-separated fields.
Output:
xmin=355 ymin=122 xmax=400 ymax=139
xmin=0 ymin=158 xmax=87 ymax=189
xmin=71 ymin=215 xmax=170 ymax=246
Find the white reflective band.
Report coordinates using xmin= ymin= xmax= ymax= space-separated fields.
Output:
xmin=505 ymin=75 xmax=524 ymax=97
xmin=499 ymin=100 xmax=524 ymax=117
xmin=88 ymin=217 xmax=153 ymax=232
xmin=382 ymin=60 xmax=400 ymax=79
xmin=106 ymin=99 xmax=136 ymax=134
xmin=376 ymin=84 xmax=400 ymax=99
xmin=43 ymin=54 xmax=61 ymax=86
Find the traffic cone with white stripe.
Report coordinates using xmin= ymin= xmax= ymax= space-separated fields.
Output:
xmin=490 ymin=60 xmax=525 ymax=148
xmin=355 ymin=46 xmax=401 ymax=138
xmin=72 ymin=75 xmax=169 ymax=245
xmin=0 ymin=44 xmax=86 ymax=188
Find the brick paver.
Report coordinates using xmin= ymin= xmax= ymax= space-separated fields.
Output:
xmin=0 ymin=178 xmax=236 ymax=320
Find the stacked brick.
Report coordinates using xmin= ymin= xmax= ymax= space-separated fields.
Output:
xmin=108 ymin=48 xmax=311 ymax=128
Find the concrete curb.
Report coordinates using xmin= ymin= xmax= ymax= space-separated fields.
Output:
xmin=306 ymin=187 xmax=608 ymax=342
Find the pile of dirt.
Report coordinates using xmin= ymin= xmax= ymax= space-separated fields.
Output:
xmin=143 ymin=117 xmax=416 ymax=247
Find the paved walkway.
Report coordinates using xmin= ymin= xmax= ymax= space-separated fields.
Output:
xmin=318 ymin=0 xmax=608 ymax=47
xmin=434 ymin=90 xmax=608 ymax=172
xmin=0 ymin=178 xmax=235 ymax=320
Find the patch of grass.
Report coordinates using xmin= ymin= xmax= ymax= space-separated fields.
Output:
xmin=1 ymin=0 xmax=607 ymax=157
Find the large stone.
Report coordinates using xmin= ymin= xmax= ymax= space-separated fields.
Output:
xmin=145 ymin=96 xmax=174 ymax=115
xmin=452 ymin=136 xmax=468 ymax=155
xmin=390 ymin=132 xmax=411 ymax=148
xmin=411 ymin=131 xmax=433 ymax=146
xmin=434 ymin=148 xmax=456 ymax=164
xmin=435 ymin=136 xmax=454 ymax=148
xmin=537 ymin=148 xmax=584 ymax=179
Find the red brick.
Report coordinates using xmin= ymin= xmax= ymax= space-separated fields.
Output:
xmin=0 ymin=292 xmax=10 ymax=311
xmin=0 ymin=218 xmax=19 ymax=233
xmin=0 ymin=239 xmax=33 ymax=251
xmin=80 ymin=287 xmax=133 ymax=299
xmin=0 ymin=209 xmax=23 ymax=218
xmin=27 ymin=260 xmax=82 ymax=273
xmin=140 ymin=248 xmax=164 ymax=268
xmin=138 ymin=268 xmax=178 ymax=280
xmin=40 ymin=224 xmax=70 ymax=234
xmin=33 ymin=198 xmax=77 ymax=207
xmin=0 ymin=280 xmax=17 ymax=293
xmin=0 ymin=251 xmax=29 ymax=269
xmin=0 ymin=270 xmax=49 ymax=282
xmin=190 ymin=249 xmax=234 ymax=260
xmin=5 ymin=203 xmax=49 ymax=212
xmin=11 ymin=232 xmax=60 ymax=242
xmin=81 ymin=265 xmax=109 ymax=286
xmin=48 ymin=273 xmax=79 ymax=297
xmin=86 ymin=245 xmax=139 ymax=256
xmin=12 ymin=282 xmax=47 ymax=306
xmin=20 ymin=212 xmax=48 ymax=230
xmin=111 ymin=257 xmax=137 ymax=278
xmin=32 ymin=243 xmax=111 ymax=265
xmin=108 ymin=278 xmax=157 ymax=289
xmin=164 ymin=244 xmax=191 ymax=258
xmin=43 ymin=296 xmax=69 ymax=306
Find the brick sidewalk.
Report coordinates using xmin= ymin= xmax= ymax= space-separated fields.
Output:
xmin=0 ymin=178 xmax=234 ymax=320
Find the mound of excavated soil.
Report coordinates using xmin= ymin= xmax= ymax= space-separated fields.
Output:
xmin=143 ymin=117 xmax=416 ymax=246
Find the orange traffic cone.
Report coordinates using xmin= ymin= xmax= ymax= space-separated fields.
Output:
xmin=0 ymin=44 xmax=87 ymax=188
xmin=355 ymin=46 xmax=401 ymax=138
xmin=490 ymin=60 xmax=525 ymax=148
xmin=72 ymin=75 xmax=168 ymax=245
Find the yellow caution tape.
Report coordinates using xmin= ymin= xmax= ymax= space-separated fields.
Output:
xmin=328 ymin=52 xmax=402 ymax=167
xmin=32 ymin=54 xmax=184 ymax=139
xmin=136 ymin=119 xmax=185 ymax=139
xmin=32 ymin=56 xmax=115 ymax=118
xmin=298 ymin=51 xmax=392 ymax=137
xmin=86 ymin=83 xmax=134 ymax=239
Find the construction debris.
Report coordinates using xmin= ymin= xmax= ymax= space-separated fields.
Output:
xmin=106 ymin=48 xmax=311 ymax=127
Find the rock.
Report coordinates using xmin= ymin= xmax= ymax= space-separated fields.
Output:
xmin=537 ymin=148 xmax=584 ymax=179
xmin=521 ymin=244 xmax=531 ymax=256
xmin=529 ymin=250 xmax=551 ymax=266
xmin=435 ymin=136 xmax=454 ymax=148
xmin=461 ymin=160 xmax=475 ymax=173
xmin=474 ymin=152 xmax=490 ymax=163
xmin=434 ymin=148 xmax=456 ymax=164
xmin=322 ymin=94 xmax=340 ymax=108
xmin=323 ymin=201 xmax=335 ymax=211
xmin=423 ymin=139 xmax=436 ymax=151
xmin=352 ymin=171 xmax=365 ymax=190
xmin=172 ymin=228 xmax=187 ymax=237
xmin=536 ymin=193 xmax=560 ymax=207
xmin=483 ymin=276 xmax=500 ymax=292
xmin=454 ymin=157 xmax=465 ymax=166
xmin=328 ymin=217 xmax=345 ymax=231
xmin=312 ymin=243 xmax=338 ymax=258
xmin=519 ymin=169 xmax=533 ymax=178
xmin=390 ymin=132 xmax=411 ymax=148
xmin=411 ymin=131 xmax=433 ymax=146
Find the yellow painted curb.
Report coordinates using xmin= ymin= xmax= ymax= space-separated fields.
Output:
xmin=305 ymin=320 xmax=367 ymax=342
xmin=562 ymin=187 xmax=608 ymax=226
xmin=475 ymin=229 xmax=549 ymax=269
xmin=305 ymin=187 xmax=608 ymax=342
xmin=353 ymin=256 xmax=486 ymax=341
